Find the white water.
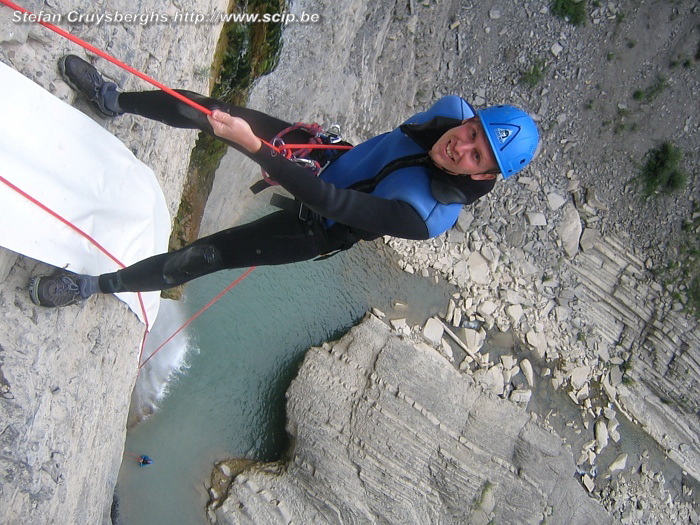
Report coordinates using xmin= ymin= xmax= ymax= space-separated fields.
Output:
xmin=127 ymin=299 xmax=194 ymax=428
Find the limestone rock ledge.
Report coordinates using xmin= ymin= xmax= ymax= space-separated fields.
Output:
xmin=209 ymin=315 xmax=611 ymax=525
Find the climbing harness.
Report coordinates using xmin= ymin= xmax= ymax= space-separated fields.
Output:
xmin=261 ymin=122 xmax=325 ymax=188
xmin=0 ymin=0 xmax=353 ymax=370
xmin=254 ymin=122 xmax=350 ymax=193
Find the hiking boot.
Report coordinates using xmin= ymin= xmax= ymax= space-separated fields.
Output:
xmin=29 ymin=274 xmax=85 ymax=307
xmin=59 ymin=55 xmax=122 ymax=117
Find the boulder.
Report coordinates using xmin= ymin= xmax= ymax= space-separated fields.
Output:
xmin=422 ymin=317 xmax=444 ymax=346
xmin=557 ymin=203 xmax=583 ymax=259
xmin=521 ymin=358 xmax=535 ymax=387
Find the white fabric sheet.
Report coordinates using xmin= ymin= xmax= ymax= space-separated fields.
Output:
xmin=0 ymin=61 xmax=170 ymax=327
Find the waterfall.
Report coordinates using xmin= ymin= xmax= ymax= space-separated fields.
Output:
xmin=127 ymin=298 xmax=196 ymax=427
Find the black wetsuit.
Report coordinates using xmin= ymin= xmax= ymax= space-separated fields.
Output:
xmin=97 ymin=91 xmax=494 ymax=294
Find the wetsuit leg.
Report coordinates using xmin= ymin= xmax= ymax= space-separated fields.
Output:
xmin=117 ymin=90 xmax=314 ymax=155
xmin=98 ymin=211 xmax=348 ymax=293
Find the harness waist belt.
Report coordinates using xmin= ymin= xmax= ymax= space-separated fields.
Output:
xmin=269 ymin=193 xmax=319 ymax=221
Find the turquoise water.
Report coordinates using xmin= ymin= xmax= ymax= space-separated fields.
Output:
xmin=113 ymin=239 xmax=453 ymax=525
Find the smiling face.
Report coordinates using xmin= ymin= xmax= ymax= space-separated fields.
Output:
xmin=428 ymin=117 xmax=499 ymax=179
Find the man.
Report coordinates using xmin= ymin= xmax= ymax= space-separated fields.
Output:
xmin=30 ymin=55 xmax=539 ymax=307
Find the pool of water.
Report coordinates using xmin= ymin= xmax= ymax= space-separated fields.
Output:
xmin=112 ymin=238 xmax=454 ymax=525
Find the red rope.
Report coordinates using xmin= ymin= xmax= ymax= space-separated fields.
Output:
xmin=1 ymin=0 xmax=351 ymax=157
xmin=273 ymin=142 xmax=353 ymax=153
xmin=0 ymin=174 xmax=151 ymax=331
xmin=0 ymin=176 xmax=125 ymax=268
xmin=138 ymin=267 xmax=256 ymax=369
xmin=0 ymin=0 xmax=213 ymax=117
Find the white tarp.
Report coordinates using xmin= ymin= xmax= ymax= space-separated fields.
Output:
xmin=0 ymin=60 xmax=170 ymax=327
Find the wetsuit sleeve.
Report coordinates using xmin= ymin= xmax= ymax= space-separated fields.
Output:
xmin=253 ymin=145 xmax=431 ymax=240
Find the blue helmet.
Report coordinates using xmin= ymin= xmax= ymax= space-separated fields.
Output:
xmin=477 ymin=105 xmax=540 ymax=179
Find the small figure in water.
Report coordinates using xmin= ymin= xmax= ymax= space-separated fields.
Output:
xmin=138 ymin=455 xmax=153 ymax=467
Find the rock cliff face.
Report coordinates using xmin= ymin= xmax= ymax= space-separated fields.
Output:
xmin=0 ymin=1 xmax=225 ymax=523
xmin=573 ymin=234 xmax=700 ymax=480
xmin=209 ymin=314 xmax=612 ymax=525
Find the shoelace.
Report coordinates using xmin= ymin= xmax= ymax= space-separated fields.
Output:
xmin=78 ymin=66 xmax=105 ymax=99
xmin=52 ymin=276 xmax=81 ymax=297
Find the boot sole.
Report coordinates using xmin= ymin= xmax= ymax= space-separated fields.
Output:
xmin=27 ymin=276 xmax=42 ymax=306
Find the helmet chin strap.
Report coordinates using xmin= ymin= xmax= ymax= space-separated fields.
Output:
xmin=434 ymin=162 xmax=497 ymax=181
